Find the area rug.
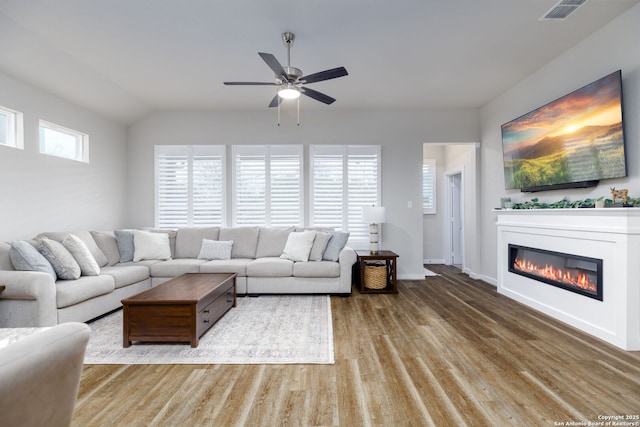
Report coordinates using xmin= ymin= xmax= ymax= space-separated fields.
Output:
xmin=83 ymin=295 xmax=334 ymax=365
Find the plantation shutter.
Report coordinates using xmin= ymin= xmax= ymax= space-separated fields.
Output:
xmin=155 ymin=145 xmax=225 ymax=228
xmin=310 ymin=145 xmax=381 ymax=248
xmin=232 ymin=145 xmax=303 ymax=226
xmin=423 ymin=159 xmax=436 ymax=214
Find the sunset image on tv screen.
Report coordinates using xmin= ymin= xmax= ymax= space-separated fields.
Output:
xmin=501 ymin=71 xmax=626 ymax=191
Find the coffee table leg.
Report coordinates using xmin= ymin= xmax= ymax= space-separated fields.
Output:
xmin=123 ymin=305 xmax=131 ymax=348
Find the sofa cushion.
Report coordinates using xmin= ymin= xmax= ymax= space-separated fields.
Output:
xmin=280 ymin=230 xmax=316 ymax=262
xmin=309 ymin=232 xmax=332 ymax=262
xmin=36 ymin=231 xmax=108 ymax=267
xmin=149 ymin=259 xmax=206 ymax=277
xmin=55 ymin=275 xmax=115 ymax=308
xmin=197 ymin=239 xmax=233 ymax=260
xmin=114 ymin=230 xmax=135 ymax=263
xmin=38 ymin=237 xmax=81 ymax=280
xmin=90 ymin=231 xmax=121 ymax=266
xmin=9 ymin=241 xmax=56 ymax=280
xmin=246 ymin=257 xmax=294 ymax=277
xmin=198 ymin=258 xmax=252 ymax=276
xmin=62 ymin=234 xmax=100 ymax=276
xmin=255 ymin=227 xmax=293 ymax=258
xmin=100 ymin=265 xmax=150 ymax=289
xmin=174 ymin=227 xmax=220 ymax=259
xmin=293 ymin=261 xmax=340 ymax=278
xmin=323 ymin=231 xmax=350 ymax=262
xmin=133 ymin=230 xmax=171 ymax=262
xmin=219 ymin=227 xmax=259 ymax=259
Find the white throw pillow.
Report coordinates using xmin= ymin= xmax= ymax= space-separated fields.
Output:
xmin=63 ymin=234 xmax=100 ymax=276
xmin=197 ymin=239 xmax=233 ymax=260
xmin=132 ymin=230 xmax=171 ymax=262
xmin=280 ymin=230 xmax=317 ymax=262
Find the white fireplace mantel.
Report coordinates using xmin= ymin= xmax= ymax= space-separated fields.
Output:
xmin=496 ymin=208 xmax=640 ymax=350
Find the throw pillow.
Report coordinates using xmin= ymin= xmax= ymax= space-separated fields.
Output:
xmin=132 ymin=230 xmax=172 ymax=262
xmin=197 ymin=239 xmax=233 ymax=260
xmin=62 ymin=234 xmax=100 ymax=276
xmin=308 ymin=232 xmax=333 ymax=262
xmin=90 ymin=231 xmax=121 ymax=266
xmin=322 ymin=231 xmax=350 ymax=262
xmin=38 ymin=237 xmax=81 ymax=280
xmin=114 ymin=229 xmax=135 ymax=263
xmin=280 ymin=230 xmax=317 ymax=262
xmin=9 ymin=240 xmax=57 ymax=281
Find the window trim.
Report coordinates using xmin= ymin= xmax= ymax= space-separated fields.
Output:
xmin=0 ymin=105 xmax=24 ymax=149
xmin=39 ymin=120 xmax=89 ymax=163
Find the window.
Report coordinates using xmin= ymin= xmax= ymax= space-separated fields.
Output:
xmin=155 ymin=145 xmax=226 ymax=228
xmin=310 ymin=145 xmax=381 ymax=247
xmin=0 ymin=105 xmax=23 ymax=149
xmin=423 ymin=159 xmax=436 ymax=214
xmin=232 ymin=145 xmax=303 ymax=226
xmin=39 ymin=120 xmax=88 ymax=162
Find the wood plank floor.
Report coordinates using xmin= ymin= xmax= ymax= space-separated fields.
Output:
xmin=73 ymin=265 xmax=640 ymax=426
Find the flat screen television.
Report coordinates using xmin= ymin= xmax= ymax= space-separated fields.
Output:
xmin=501 ymin=70 xmax=626 ymax=192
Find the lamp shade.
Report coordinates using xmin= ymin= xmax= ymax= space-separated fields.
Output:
xmin=362 ymin=206 xmax=386 ymax=224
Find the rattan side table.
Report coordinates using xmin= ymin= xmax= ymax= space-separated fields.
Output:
xmin=353 ymin=250 xmax=399 ymax=294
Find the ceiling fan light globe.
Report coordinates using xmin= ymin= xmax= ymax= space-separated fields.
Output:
xmin=278 ymin=88 xmax=300 ymax=99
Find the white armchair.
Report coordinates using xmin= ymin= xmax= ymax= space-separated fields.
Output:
xmin=0 ymin=322 xmax=91 ymax=427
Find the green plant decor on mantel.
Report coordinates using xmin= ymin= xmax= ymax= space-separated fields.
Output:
xmin=510 ymin=197 xmax=640 ymax=209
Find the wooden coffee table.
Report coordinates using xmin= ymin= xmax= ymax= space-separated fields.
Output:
xmin=121 ymin=273 xmax=237 ymax=348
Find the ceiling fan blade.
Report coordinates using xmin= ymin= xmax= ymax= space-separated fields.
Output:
xmin=301 ymin=67 xmax=348 ymax=84
xmin=268 ymin=94 xmax=282 ymax=108
xmin=224 ymin=82 xmax=277 ymax=85
xmin=300 ymin=87 xmax=336 ymax=105
xmin=258 ymin=52 xmax=289 ymax=81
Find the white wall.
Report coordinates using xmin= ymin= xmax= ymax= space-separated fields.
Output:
xmin=0 ymin=72 xmax=128 ymax=241
xmin=127 ymin=108 xmax=479 ymax=279
xmin=479 ymin=4 xmax=640 ymax=284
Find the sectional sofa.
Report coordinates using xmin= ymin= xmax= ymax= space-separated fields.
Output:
xmin=0 ymin=226 xmax=356 ymax=327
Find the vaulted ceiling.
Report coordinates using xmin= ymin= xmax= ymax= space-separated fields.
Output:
xmin=0 ymin=0 xmax=637 ymax=124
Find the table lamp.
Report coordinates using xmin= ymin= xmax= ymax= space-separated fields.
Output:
xmin=362 ymin=205 xmax=386 ymax=253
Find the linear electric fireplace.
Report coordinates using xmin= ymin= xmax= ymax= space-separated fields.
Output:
xmin=508 ymin=244 xmax=603 ymax=301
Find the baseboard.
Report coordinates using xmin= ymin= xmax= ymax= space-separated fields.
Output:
xmin=478 ymin=274 xmax=497 ymax=287
xmin=423 ymin=259 xmax=445 ymax=264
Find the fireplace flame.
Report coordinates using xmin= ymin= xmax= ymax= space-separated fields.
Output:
xmin=513 ymin=257 xmax=597 ymax=292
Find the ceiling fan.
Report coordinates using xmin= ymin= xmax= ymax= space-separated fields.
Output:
xmin=223 ymin=32 xmax=348 ymax=108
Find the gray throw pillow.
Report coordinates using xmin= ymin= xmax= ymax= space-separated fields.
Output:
xmin=38 ymin=237 xmax=81 ymax=280
xmin=309 ymin=232 xmax=333 ymax=262
xmin=114 ymin=229 xmax=135 ymax=263
xmin=90 ymin=231 xmax=121 ymax=266
xmin=322 ymin=231 xmax=350 ymax=262
xmin=9 ymin=240 xmax=57 ymax=281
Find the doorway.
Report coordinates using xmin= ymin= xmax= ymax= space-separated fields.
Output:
xmin=446 ymin=170 xmax=463 ymax=268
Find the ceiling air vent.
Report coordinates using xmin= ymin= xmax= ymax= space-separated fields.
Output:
xmin=540 ymin=0 xmax=589 ymax=20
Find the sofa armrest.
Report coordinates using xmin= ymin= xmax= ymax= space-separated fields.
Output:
xmin=338 ymin=246 xmax=357 ymax=293
xmin=0 ymin=271 xmax=58 ymax=327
